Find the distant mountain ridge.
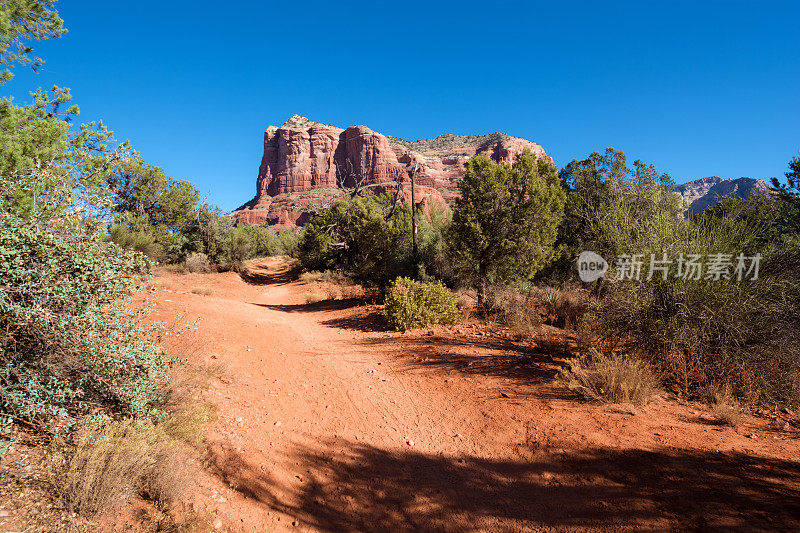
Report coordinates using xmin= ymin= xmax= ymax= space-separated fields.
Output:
xmin=674 ymin=176 xmax=770 ymax=218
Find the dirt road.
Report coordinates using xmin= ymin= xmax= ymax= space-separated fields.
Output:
xmin=152 ymin=259 xmax=800 ymax=532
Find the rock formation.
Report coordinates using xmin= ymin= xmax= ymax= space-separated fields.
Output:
xmin=674 ymin=176 xmax=770 ymax=218
xmin=232 ymin=115 xmax=549 ymax=228
xmin=231 ymin=115 xmax=770 ymax=228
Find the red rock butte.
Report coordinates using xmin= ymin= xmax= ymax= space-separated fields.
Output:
xmin=231 ymin=115 xmax=550 ymax=229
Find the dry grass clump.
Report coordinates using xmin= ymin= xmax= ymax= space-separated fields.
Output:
xmin=535 ymin=330 xmax=571 ymax=357
xmin=300 ymin=270 xmax=363 ymax=302
xmin=299 ymin=270 xmax=325 ymax=283
xmin=532 ymin=286 xmax=588 ymax=329
xmin=710 ymin=401 xmax=742 ymax=427
xmin=62 ymin=419 xmax=190 ymax=515
xmin=559 ymin=350 xmax=660 ymax=406
xmin=305 ymin=291 xmax=327 ymax=304
xmin=554 ymin=290 xmax=588 ymax=328
xmin=150 ymin=278 xmax=172 ymax=291
xmin=183 ymin=252 xmax=211 ymax=273
xmin=135 ymin=507 xmax=217 ymax=533
xmin=161 ymin=401 xmax=218 ymax=447
xmin=189 ymin=286 xmax=213 ymax=296
xmin=298 ymin=269 xmax=364 ymax=303
xmin=161 ymin=362 xmax=224 ymax=446
xmin=707 ymin=388 xmax=743 ymax=426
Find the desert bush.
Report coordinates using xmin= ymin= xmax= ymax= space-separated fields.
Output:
xmin=593 ymin=206 xmax=800 ymax=405
xmin=62 ymin=419 xmax=188 ymax=515
xmin=447 ymin=149 xmax=566 ymax=308
xmin=557 ymin=150 xmax=800 ymax=405
xmin=559 ymin=350 xmax=660 ymax=406
xmin=384 ymin=277 xmax=462 ymax=331
xmin=182 ymin=206 xmax=299 ymax=269
xmin=298 ymin=194 xmax=415 ymax=290
xmin=183 ymin=252 xmax=211 ymax=273
xmin=275 ymin=228 xmax=302 ymax=257
xmin=554 ymin=290 xmax=588 ymax=328
xmin=0 ymin=173 xmax=171 ymax=432
xmin=298 ymin=194 xmax=452 ymax=291
xmin=110 ymin=217 xmax=162 ymax=259
xmin=557 ymin=147 xmax=681 ymax=268
xmin=226 ymin=227 xmax=251 ymax=271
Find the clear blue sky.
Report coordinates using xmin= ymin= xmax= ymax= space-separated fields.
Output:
xmin=6 ymin=0 xmax=799 ymax=211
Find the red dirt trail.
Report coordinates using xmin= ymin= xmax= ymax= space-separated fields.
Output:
xmin=151 ymin=259 xmax=800 ymax=532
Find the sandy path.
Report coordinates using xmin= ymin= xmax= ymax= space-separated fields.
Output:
xmin=152 ymin=259 xmax=800 ymax=532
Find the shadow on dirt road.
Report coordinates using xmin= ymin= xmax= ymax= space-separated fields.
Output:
xmin=208 ymin=439 xmax=800 ymax=531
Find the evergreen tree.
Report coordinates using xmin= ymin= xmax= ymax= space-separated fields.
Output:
xmin=447 ymin=148 xmax=566 ymax=308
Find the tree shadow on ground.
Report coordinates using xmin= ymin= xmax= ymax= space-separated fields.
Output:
xmin=359 ymin=332 xmax=570 ymax=399
xmin=207 ymin=439 xmax=800 ymax=532
xmin=239 ymin=262 xmax=301 ymax=286
xmin=252 ymin=298 xmax=366 ymax=313
xmin=320 ymin=308 xmax=386 ymax=332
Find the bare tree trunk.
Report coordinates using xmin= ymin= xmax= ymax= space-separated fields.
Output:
xmin=477 ymin=262 xmax=487 ymax=313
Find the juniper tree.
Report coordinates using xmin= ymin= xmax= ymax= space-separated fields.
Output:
xmin=447 ymin=148 xmax=566 ymax=309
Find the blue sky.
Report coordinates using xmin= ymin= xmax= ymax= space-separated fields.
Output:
xmin=6 ymin=0 xmax=799 ymax=211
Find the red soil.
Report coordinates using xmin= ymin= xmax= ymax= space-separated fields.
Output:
xmin=148 ymin=259 xmax=800 ymax=532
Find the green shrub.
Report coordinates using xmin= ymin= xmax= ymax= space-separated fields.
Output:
xmin=298 ymin=194 xmax=414 ymax=290
xmin=558 ymin=149 xmax=800 ymax=405
xmin=298 ymin=194 xmax=450 ymax=291
xmin=446 ymin=149 xmax=566 ymax=308
xmin=0 ymin=172 xmax=171 ymax=432
xmin=110 ymin=217 xmax=162 ymax=259
xmin=384 ymin=277 xmax=462 ymax=331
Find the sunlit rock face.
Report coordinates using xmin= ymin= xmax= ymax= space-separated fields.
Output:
xmin=231 ymin=115 xmax=549 ymax=229
xmin=675 ymin=176 xmax=770 ymax=218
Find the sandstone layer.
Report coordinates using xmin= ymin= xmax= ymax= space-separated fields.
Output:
xmin=232 ymin=115 xmax=549 ymax=228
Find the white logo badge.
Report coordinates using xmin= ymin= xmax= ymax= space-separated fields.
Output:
xmin=577 ymin=251 xmax=608 ymax=282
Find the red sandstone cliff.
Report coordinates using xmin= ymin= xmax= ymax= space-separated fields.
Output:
xmin=232 ymin=115 xmax=549 ymax=228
